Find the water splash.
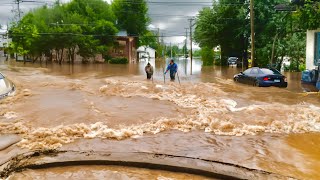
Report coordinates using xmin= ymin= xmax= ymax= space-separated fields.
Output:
xmin=1 ymin=79 xmax=320 ymax=150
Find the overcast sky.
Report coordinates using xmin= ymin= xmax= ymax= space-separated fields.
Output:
xmin=0 ymin=0 xmax=212 ymax=48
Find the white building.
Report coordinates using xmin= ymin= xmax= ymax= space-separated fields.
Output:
xmin=137 ymin=46 xmax=156 ymax=61
xmin=306 ymin=30 xmax=320 ymax=70
xmin=0 ymin=33 xmax=10 ymax=49
xmin=137 ymin=46 xmax=156 ymax=72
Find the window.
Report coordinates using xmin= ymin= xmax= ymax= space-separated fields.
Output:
xmin=260 ymin=69 xmax=281 ymax=75
xmin=243 ymin=69 xmax=251 ymax=75
xmin=250 ymin=69 xmax=259 ymax=74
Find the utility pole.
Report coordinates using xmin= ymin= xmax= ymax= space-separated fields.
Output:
xmin=16 ymin=0 xmax=21 ymax=21
xmin=188 ymin=18 xmax=194 ymax=75
xmin=157 ymin=28 xmax=160 ymax=44
xmin=250 ymin=0 xmax=255 ymax=67
xmin=185 ymin=28 xmax=188 ymax=58
xmin=170 ymin=42 xmax=172 ymax=59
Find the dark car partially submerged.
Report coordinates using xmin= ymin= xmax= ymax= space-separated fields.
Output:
xmin=234 ymin=67 xmax=287 ymax=87
xmin=0 ymin=72 xmax=15 ymax=99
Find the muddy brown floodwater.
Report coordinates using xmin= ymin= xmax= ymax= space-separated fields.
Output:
xmin=1 ymin=57 xmax=320 ymax=179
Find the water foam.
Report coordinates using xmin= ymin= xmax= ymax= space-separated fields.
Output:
xmin=1 ymin=79 xmax=320 ymax=150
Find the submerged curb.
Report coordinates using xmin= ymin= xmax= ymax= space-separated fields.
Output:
xmin=0 ymin=150 xmax=296 ymax=179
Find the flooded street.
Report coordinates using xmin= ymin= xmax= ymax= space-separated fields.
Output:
xmin=1 ymin=57 xmax=320 ymax=179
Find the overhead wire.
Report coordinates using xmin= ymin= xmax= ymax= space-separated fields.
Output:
xmin=4 ymin=0 xmax=251 ymax=40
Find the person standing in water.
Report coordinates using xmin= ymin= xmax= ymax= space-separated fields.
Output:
xmin=145 ymin=62 xmax=154 ymax=80
xmin=164 ymin=59 xmax=178 ymax=81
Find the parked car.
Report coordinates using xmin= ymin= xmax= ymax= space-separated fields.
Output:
xmin=0 ymin=72 xmax=15 ymax=99
xmin=234 ymin=67 xmax=288 ymax=87
xmin=227 ymin=57 xmax=238 ymax=66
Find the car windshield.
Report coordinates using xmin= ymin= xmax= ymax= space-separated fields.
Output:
xmin=243 ymin=69 xmax=252 ymax=75
xmin=260 ymin=69 xmax=281 ymax=75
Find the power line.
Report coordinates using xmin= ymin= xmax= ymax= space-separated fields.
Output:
xmin=188 ymin=18 xmax=194 ymax=75
xmin=9 ymin=32 xmax=188 ymax=37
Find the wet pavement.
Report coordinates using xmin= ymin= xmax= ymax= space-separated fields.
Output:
xmin=1 ymin=57 xmax=320 ymax=179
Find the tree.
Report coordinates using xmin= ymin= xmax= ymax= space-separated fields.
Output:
xmin=182 ymin=44 xmax=189 ymax=57
xmin=9 ymin=0 xmax=118 ymax=63
xmin=293 ymin=0 xmax=320 ymax=31
xmin=201 ymin=47 xmax=214 ymax=66
xmin=194 ymin=0 xmax=306 ymax=68
xmin=9 ymin=14 xmax=39 ymax=61
xmin=166 ymin=45 xmax=180 ymax=57
xmin=194 ymin=0 xmax=247 ymax=65
xmin=112 ymin=0 xmax=150 ymax=36
xmin=139 ymin=30 xmax=158 ymax=49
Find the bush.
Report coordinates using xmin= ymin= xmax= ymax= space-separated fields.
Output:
xmin=103 ymin=54 xmax=113 ymax=62
xmin=299 ymin=64 xmax=306 ymax=72
xmin=108 ymin=57 xmax=128 ymax=64
xmin=201 ymin=47 xmax=214 ymax=66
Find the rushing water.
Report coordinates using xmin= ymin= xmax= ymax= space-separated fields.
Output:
xmin=1 ymin=57 xmax=320 ymax=179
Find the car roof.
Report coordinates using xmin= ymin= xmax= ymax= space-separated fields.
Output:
xmin=245 ymin=67 xmax=281 ymax=74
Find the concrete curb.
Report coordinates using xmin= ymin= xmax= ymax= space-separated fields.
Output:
xmin=0 ymin=150 xmax=295 ymax=179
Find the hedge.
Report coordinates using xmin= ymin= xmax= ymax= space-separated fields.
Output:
xmin=108 ymin=57 xmax=128 ymax=64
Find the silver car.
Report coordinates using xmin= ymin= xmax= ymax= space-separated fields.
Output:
xmin=0 ymin=72 xmax=15 ymax=99
xmin=227 ymin=57 xmax=238 ymax=66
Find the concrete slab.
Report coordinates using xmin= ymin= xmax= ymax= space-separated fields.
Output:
xmin=0 ymin=134 xmax=21 ymax=151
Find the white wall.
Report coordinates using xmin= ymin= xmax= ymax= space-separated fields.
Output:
xmin=137 ymin=46 xmax=156 ymax=58
xmin=306 ymin=30 xmax=318 ymax=70
xmin=0 ymin=35 xmax=9 ymax=48
xmin=146 ymin=47 xmax=156 ymax=58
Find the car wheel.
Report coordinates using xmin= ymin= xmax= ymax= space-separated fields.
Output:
xmin=234 ymin=77 xmax=238 ymax=82
xmin=253 ymin=80 xmax=260 ymax=87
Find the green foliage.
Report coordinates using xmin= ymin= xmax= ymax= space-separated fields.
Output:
xmin=182 ymin=44 xmax=188 ymax=56
xmin=156 ymin=44 xmax=165 ymax=58
xmin=201 ymin=47 xmax=214 ymax=66
xmin=194 ymin=1 xmax=247 ymax=65
xmin=9 ymin=0 xmax=119 ymax=63
xmin=193 ymin=49 xmax=201 ymax=57
xmin=139 ymin=31 xmax=158 ymax=49
xmin=166 ymin=45 xmax=181 ymax=57
xmin=299 ymin=63 xmax=306 ymax=72
xmin=9 ymin=0 xmax=153 ymax=63
xmin=293 ymin=0 xmax=320 ymax=30
xmin=194 ymin=0 xmax=309 ymax=69
xmin=9 ymin=14 xmax=40 ymax=56
xmin=112 ymin=0 xmax=150 ymax=36
xmin=108 ymin=57 xmax=128 ymax=64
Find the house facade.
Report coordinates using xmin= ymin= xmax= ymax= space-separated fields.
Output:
xmin=306 ymin=30 xmax=320 ymax=70
xmin=109 ymin=31 xmax=137 ymax=64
